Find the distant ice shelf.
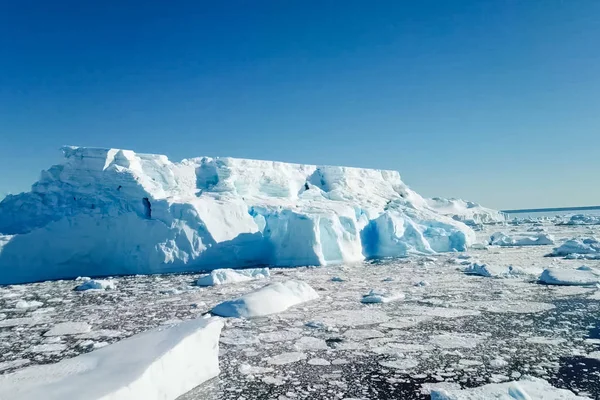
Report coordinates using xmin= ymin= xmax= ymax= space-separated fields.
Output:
xmin=0 ymin=146 xmax=477 ymax=284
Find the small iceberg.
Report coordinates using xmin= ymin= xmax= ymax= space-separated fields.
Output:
xmin=196 ymin=268 xmax=270 ymax=286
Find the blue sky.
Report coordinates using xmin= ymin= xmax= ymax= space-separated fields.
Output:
xmin=1 ymin=1 xmax=599 ymax=209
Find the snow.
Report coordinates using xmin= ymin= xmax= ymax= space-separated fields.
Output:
xmin=0 ymin=146 xmax=475 ymax=284
xmin=0 ymin=316 xmax=223 ymax=400
xmin=430 ymin=376 xmax=590 ymax=399
xmin=426 ymin=197 xmax=506 ymax=226
xmin=551 ymin=237 xmax=600 ymax=257
xmin=538 ymin=267 xmax=600 ymax=286
xmin=490 ymin=232 xmax=555 ymax=246
xmin=360 ymin=289 xmax=405 ymax=303
xmin=211 ymin=280 xmax=318 ymax=318
xmin=196 ymin=268 xmax=270 ymax=286
xmin=74 ymin=279 xmax=116 ymax=291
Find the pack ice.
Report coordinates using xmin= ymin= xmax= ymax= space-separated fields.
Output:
xmin=0 ymin=147 xmax=475 ymax=284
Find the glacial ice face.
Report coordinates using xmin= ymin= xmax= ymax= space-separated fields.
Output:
xmin=0 ymin=147 xmax=475 ymax=284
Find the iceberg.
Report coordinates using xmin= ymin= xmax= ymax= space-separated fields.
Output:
xmin=426 ymin=197 xmax=506 ymax=226
xmin=0 ymin=147 xmax=475 ymax=284
xmin=211 ymin=280 xmax=318 ymax=318
xmin=0 ymin=316 xmax=224 ymax=400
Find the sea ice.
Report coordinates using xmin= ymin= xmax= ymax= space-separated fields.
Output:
xmin=464 ymin=263 xmax=524 ymax=278
xmin=361 ymin=289 xmax=405 ymax=304
xmin=430 ymin=376 xmax=590 ymax=399
xmin=196 ymin=268 xmax=270 ymax=286
xmin=74 ymin=279 xmax=116 ymax=291
xmin=552 ymin=238 xmax=600 ymax=257
xmin=538 ymin=267 xmax=600 ymax=286
xmin=490 ymin=232 xmax=555 ymax=246
xmin=44 ymin=322 xmax=91 ymax=336
xmin=211 ymin=280 xmax=318 ymax=318
xmin=267 ymin=352 xmax=307 ymax=365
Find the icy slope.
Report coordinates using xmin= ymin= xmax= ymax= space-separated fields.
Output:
xmin=0 ymin=316 xmax=223 ymax=400
xmin=0 ymin=147 xmax=475 ymax=284
xmin=426 ymin=197 xmax=506 ymax=225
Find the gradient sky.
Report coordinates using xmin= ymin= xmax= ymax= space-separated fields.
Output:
xmin=1 ymin=1 xmax=599 ymax=209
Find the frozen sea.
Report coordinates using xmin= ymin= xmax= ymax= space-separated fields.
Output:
xmin=1 ymin=218 xmax=600 ymax=399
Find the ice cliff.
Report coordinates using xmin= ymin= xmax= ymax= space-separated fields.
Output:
xmin=0 ymin=147 xmax=475 ymax=284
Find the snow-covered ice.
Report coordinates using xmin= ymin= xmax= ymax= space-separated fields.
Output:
xmin=552 ymin=238 xmax=600 ymax=257
xmin=464 ymin=262 xmax=525 ymax=278
xmin=0 ymin=146 xmax=476 ymax=284
xmin=0 ymin=316 xmax=223 ymax=400
xmin=430 ymin=376 xmax=591 ymax=399
xmin=426 ymin=197 xmax=506 ymax=226
xmin=43 ymin=322 xmax=91 ymax=336
xmin=490 ymin=232 xmax=555 ymax=246
xmin=211 ymin=280 xmax=318 ymax=318
xmin=361 ymin=289 xmax=405 ymax=303
xmin=538 ymin=267 xmax=600 ymax=286
xmin=196 ymin=268 xmax=270 ymax=286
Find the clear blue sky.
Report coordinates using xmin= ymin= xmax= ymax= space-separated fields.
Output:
xmin=1 ymin=0 xmax=599 ymax=209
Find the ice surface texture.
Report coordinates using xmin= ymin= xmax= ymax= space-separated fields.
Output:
xmin=0 ymin=316 xmax=224 ymax=400
xmin=426 ymin=197 xmax=506 ymax=226
xmin=0 ymin=146 xmax=475 ymax=284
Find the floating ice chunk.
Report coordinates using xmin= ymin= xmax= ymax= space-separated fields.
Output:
xmin=74 ymin=279 xmax=116 ymax=291
xmin=307 ymin=358 xmax=330 ymax=366
xmin=316 ymin=309 xmax=390 ymax=326
xmin=538 ymin=267 xmax=600 ymax=286
xmin=44 ymin=322 xmax=91 ymax=337
xmin=30 ymin=343 xmax=67 ymax=353
xmin=559 ymin=214 xmax=600 ymax=226
xmin=378 ymin=358 xmax=419 ymax=370
xmin=361 ymin=289 xmax=405 ymax=304
xmin=430 ymin=376 xmax=589 ymax=399
xmin=552 ymin=238 xmax=600 ymax=257
xmin=0 ymin=317 xmax=224 ymax=400
xmin=489 ymin=358 xmax=509 ymax=368
xmin=429 ymin=333 xmax=482 ymax=349
xmin=490 ymin=232 xmax=555 ymax=246
xmin=465 ymin=263 xmax=525 ymax=278
xmin=526 ymin=337 xmax=566 ymax=345
xmin=211 ymin=280 xmax=318 ymax=318
xmin=470 ymin=242 xmax=489 ymax=250
xmin=294 ymin=336 xmax=328 ymax=351
xmin=0 ymin=317 xmax=50 ymax=328
xmin=257 ymin=330 xmax=300 ymax=343
xmin=14 ymin=300 xmax=43 ymax=309
xmin=196 ymin=268 xmax=270 ymax=286
xmin=414 ymin=280 xmax=430 ymax=286
xmin=585 ymin=351 xmax=600 ymax=360
xmin=330 ymin=276 xmax=345 ymax=282
xmin=238 ymin=363 xmax=274 ymax=375
xmin=267 ymin=352 xmax=307 ymax=365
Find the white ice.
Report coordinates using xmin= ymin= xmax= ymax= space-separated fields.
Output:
xmin=538 ymin=267 xmax=600 ymax=286
xmin=0 ymin=146 xmax=475 ymax=284
xmin=490 ymin=232 xmax=555 ymax=246
xmin=361 ymin=289 xmax=405 ymax=303
xmin=0 ymin=316 xmax=223 ymax=400
xmin=430 ymin=376 xmax=590 ymax=399
xmin=211 ymin=280 xmax=318 ymax=318
xmin=196 ymin=268 xmax=270 ymax=286
xmin=552 ymin=237 xmax=600 ymax=257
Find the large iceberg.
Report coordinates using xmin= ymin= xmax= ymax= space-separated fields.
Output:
xmin=0 ymin=147 xmax=475 ymax=284
xmin=425 ymin=197 xmax=506 ymax=226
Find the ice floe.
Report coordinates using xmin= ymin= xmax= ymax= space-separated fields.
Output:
xmin=361 ymin=289 xmax=405 ymax=303
xmin=196 ymin=268 xmax=270 ymax=286
xmin=490 ymin=232 xmax=555 ymax=246
xmin=211 ymin=280 xmax=318 ymax=318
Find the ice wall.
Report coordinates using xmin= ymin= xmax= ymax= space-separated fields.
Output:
xmin=0 ymin=147 xmax=475 ymax=284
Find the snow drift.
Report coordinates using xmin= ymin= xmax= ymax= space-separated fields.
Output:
xmin=0 ymin=316 xmax=224 ymax=400
xmin=426 ymin=197 xmax=506 ymax=226
xmin=0 ymin=147 xmax=475 ymax=284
